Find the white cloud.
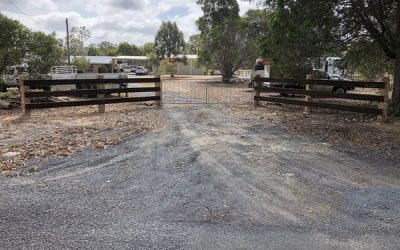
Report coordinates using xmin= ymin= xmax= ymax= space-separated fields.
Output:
xmin=1 ymin=0 xmax=259 ymax=45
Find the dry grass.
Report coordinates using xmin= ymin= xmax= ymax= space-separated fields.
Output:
xmin=0 ymin=103 xmax=164 ymax=175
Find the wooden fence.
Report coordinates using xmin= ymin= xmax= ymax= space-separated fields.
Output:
xmin=19 ymin=75 xmax=161 ymax=116
xmin=253 ymin=75 xmax=390 ymax=119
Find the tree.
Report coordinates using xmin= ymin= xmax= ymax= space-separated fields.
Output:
xmin=254 ymin=0 xmax=400 ymax=104
xmin=246 ymin=1 xmax=342 ymax=77
xmin=72 ymin=56 xmax=91 ymax=72
xmin=342 ymin=0 xmax=400 ymax=104
xmin=98 ymin=65 xmax=108 ymax=73
xmin=185 ymin=34 xmax=201 ymax=54
xmin=26 ymin=31 xmax=64 ymax=78
xmin=197 ymin=0 xmax=256 ymax=81
xmin=0 ymin=14 xmax=30 ymax=74
xmin=87 ymin=43 xmax=99 ymax=56
xmin=345 ymin=39 xmax=395 ymax=80
xmin=69 ymin=26 xmax=91 ymax=56
xmin=117 ymin=42 xmax=141 ymax=56
xmin=154 ymin=21 xmax=185 ymax=61
xmin=141 ymin=42 xmax=155 ymax=55
xmin=97 ymin=41 xmax=118 ymax=56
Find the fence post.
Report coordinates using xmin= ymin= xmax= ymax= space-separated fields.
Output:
xmin=19 ymin=75 xmax=30 ymax=117
xmin=97 ymin=74 xmax=105 ymax=113
xmin=303 ymin=74 xmax=313 ymax=114
xmin=155 ymin=77 xmax=161 ymax=107
xmin=254 ymin=74 xmax=261 ymax=107
xmin=381 ymin=76 xmax=390 ymax=122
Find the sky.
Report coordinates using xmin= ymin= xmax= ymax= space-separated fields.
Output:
xmin=1 ymin=0 xmax=260 ymax=46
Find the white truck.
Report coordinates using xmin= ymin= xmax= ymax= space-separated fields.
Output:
xmin=49 ymin=65 xmax=77 ymax=80
xmin=1 ymin=65 xmax=78 ymax=92
xmin=1 ymin=66 xmax=26 ymax=91
xmin=319 ymin=57 xmax=347 ymax=80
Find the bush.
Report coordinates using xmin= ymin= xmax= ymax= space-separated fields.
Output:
xmin=0 ymin=88 xmax=19 ymax=100
xmin=160 ymin=60 xmax=177 ymax=77
xmin=98 ymin=65 xmax=108 ymax=73
xmin=72 ymin=57 xmax=91 ymax=72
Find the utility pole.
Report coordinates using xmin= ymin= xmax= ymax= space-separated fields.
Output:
xmin=66 ymin=18 xmax=70 ymax=65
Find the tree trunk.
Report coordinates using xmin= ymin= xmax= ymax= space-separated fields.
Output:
xmin=394 ymin=52 xmax=400 ymax=104
xmin=393 ymin=1 xmax=400 ymax=105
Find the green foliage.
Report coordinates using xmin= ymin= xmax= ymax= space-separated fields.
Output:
xmin=185 ymin=35 xmax=201 ymax=54
xmin=141 ymin=42 xmax=155 ymax=55
xmin=0 ymin=14 xmax=30 ymax=74
xmin=26 ymin=31 xmax=64 ymax=78
xmin=345 ymin=40 xmax=394 ymax=80
xmin=0 ymin=15 xmax=63 ymax=78
xmin=72 ymin=57 xmax=91 ymax=72
xmin=155 ymin=21 xmax=185 ymax=61
xmin=98 ymin=65 xmax=108 ymax=73
xmin=246 ymin=1 xmax=341 ymax=78
xmin=87 ymin=43 xmax=99 ymax=56
xmin=197 ymin=0 xmax=256 ymax=80
xmin=97 ymin=41 xmax=118 ymax=56
xmin=254 ymin=0 xmax=400 ymax=102
xmin=68 ymin=26 xmax=91 ymax=56
xmin=160 ymin=60 xmax=177 ymax=77
xmin=0 ymin=88 xmax=19 ymax=100
xmin=117 ymin=42 xmax=142 ymax=56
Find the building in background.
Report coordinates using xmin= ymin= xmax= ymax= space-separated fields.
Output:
xmin=68 ymin=55 xmax=205 ymax=75
xmin=69 ymin=56 xmax=113 ymax=73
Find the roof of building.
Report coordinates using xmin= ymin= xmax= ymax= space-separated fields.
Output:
xmin=68 ymin=55 xmax=198 ymax=64
xmin=69 ymin=56 xmax=112 ymax=64
xmin=112 ymin=56 xmax=149 ymax=60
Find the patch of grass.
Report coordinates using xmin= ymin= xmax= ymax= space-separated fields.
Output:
xmin=0 ymin=88 xmax=19 ymax=100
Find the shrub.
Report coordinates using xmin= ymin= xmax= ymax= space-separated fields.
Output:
xmin=98 ymin=65 xmax=108 ymax=73
xmin=72 ymin=57 xmax=91 ymax=72
xmin=160 ymin=60 xmax=177 ymax=77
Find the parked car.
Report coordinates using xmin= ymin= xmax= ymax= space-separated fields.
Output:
xmin=135 ymin=66 xmax=148 ymax=75
xmin=120 ymin=66 xmax=136 ymax=73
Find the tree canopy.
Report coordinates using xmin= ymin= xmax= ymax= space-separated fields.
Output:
xmin=0 ymin=14 xmax=30 ymax=74
xmin=154 ymin=21 xmax=185 ymax=61
xmin=68 ymin=26 xmax=91 ymax=56
xmin=0 ymin=14 xmax=63 ymax=77
xmin=251 ymin=0 xmax=400 ymax=103
xmin=197 ymin=0 xmax=256 ymax=80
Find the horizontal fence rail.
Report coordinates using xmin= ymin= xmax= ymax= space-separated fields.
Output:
xmin=23 ymin=77 xmax=160 ymax=87
xmin=25 ymin=87 xmax=161 ymax=98
xmin=253 ymin=75 xmax=390 ymax=118
xmin=254 ymin=77 xmax=386 ymax=89
xmin=19 ymin=75 xmax=161 ymax=115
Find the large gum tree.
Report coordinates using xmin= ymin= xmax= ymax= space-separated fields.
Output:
xmin=197 ymin=0 xmax=255 ymax=81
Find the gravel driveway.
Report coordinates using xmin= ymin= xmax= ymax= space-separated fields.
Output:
xmin=1 ymin=105 xmax=399 ymax=249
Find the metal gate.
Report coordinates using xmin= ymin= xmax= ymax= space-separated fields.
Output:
xmin=161 ymin=78 xmax=253 ymax=104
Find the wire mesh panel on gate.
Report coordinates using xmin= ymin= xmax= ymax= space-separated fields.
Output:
xmin=162 ymin=79 xmax=207 ymax=104
xmin=161 ymin=78 xmax=253 ymax=104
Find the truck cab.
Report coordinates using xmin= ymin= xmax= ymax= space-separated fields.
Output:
xmin=1 ymin=66 xmax=26 ymax=91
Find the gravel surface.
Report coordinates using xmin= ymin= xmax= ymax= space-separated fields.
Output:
xmin=1 ymin=105 xmax=399 ymax=249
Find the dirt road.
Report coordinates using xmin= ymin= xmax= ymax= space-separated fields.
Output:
xmin=1 ymin=105 xmax=399 ymax=249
